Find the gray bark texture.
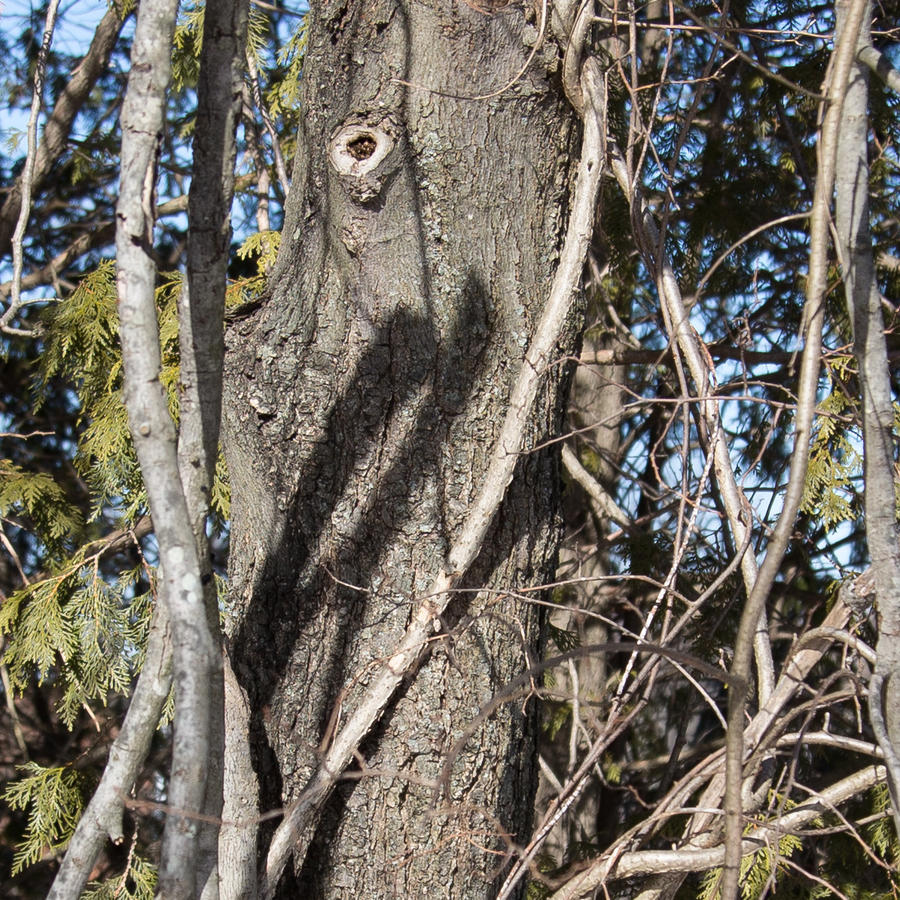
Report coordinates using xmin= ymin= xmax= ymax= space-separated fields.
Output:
xmin=222 ymin=0 xmax=581 ymax=895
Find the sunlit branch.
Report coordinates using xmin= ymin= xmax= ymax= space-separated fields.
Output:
xmin=858 ymin=44 xmax=900 ymax=94
xmin=549 ymin=765 xmax=886 ymax=900
xmin=0 ymin=5 xmax=127 ymax=260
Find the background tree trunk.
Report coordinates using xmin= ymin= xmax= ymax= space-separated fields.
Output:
xmin=222 ymin=0 xmax=580 ymax=894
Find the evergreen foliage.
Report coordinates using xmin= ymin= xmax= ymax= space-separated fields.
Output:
xmin=81 ymin=853 xmax=156 ymax=900
xmin=800 ymin=356 xmax=862 ymax=530
xmin=0 ymin=4 xmax=295 ymax=889
xmin=697 ymin=809 xmax=804 ymax=900
xmin=0 ymin=461 xmax=82 ymax=553
xmin=3 ymin=762 xmax=86 ymax=875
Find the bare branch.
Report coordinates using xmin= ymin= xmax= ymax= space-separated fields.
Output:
xmin=865 ymin=675 xmax=900 ymax=836
xmin=561 ymin=443 xmax=632 ymax=528
xmin=691 ymin=211 xmax=811 ymax=305
xmin=835 ymin=0 xmax=900 ymax=846
xmin=606 ymin=144 xmax=776 ymax=709
xmin=48 ymin=609 xmax=173 ymax=900
xmin=114 ymin=0 xmax=217 ymax=895
xmin=184 ymin=3 xmax=250 ymax=896
xmin=0 ymin=173 xmax=261 ymax=302
xmin=245 ymin=50 xmax=290 ymax=196
xmin=0 ymin=5 xmax=127 ymax=260
xmin=241 ymin=87 xmax=272 ymax=233
xmin=720 ymin=3 xmax=870 ymax=893
xmin=0 ymin=0 xmax=60 ymax=337
xmin=858 ymin=44 xmax=900 ymax=94
xmin=0 ymin=226 xmax=112 ymax=301
xmin=631 ymin=590 xmax=855 ymax=900
xmin=549 ymin=765 xmax=887 ymax=900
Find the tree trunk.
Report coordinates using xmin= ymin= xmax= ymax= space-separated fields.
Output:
xmin=222 ymin=0 xmax=580 ymax=895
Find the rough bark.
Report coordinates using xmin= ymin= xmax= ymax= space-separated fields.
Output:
xmin=222 ymin=0 xmax=580 ymax=895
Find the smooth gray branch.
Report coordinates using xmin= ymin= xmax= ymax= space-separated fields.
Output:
xmin=562 ymin=443 xmax=632 ymax=527
xmin=868 ymin=675 xmax=900 ymax=836
xmin=115 ymin=0 xmax=216 ymax=895
xmin=47 ymin=610 xmax=173 ymax=900
xmin=858 ymin=45 xmax=900 ymax=94
xmin=836 ymin=0 xmax=900 ymax=848
xmin=185 ymin=3 xmax=250 ymax=897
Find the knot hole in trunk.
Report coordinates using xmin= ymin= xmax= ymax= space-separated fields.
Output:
xmin=329 ymin=124 xmax=394 ymax=177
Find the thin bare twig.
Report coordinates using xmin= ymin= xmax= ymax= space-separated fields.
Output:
xmin=0 ymin=636 xmax=29 ymax=758
xmin=671 ymin=1 xmax=826 ymax=100
xmin=607 ymin=142 xmax=777 ymax=709
xmin=561 ymin=443 xmax=632 ymax=527
xmin=0 ymin=5 xmax=127 ymax=260
xmin=614 ymin=418 xmax=721 ymax=702
xmin=245 ymin=51 xmax=290 ymax=196
xmin=720 ymin=4 xmax=869 ymax=894
xmin=691 ymin=212 xmax=811 ymax=304
xmin=0 ymin=0 xmax=60 ymax=338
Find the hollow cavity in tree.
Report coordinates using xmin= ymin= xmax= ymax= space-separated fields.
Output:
xmin=329 ymin=123 xmax=393 ymax=176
